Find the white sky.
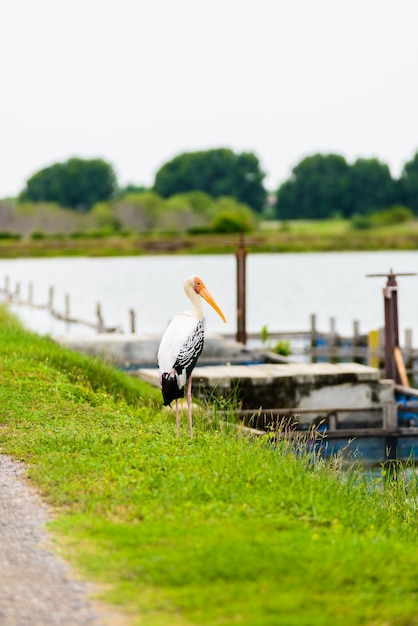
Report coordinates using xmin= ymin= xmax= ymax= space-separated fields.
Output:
xmin=1 ymin=0 xmax=418 ymax=198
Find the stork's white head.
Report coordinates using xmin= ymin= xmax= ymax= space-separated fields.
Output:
xmin=184 ymin=276 xmax=226 ymax=323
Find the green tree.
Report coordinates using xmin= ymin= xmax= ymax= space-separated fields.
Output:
xmin=113 ymin=191 xmax=164 ymax=231
xmin=169 ymin=191 xmax=215 ymax=216
xmin=275 ymin=154 xmax=351 ymax=219
xmin=90 ymin=202 xmax=121 ymax=232
xmin=211 ymin=197 xmax=255 ymax=233
xmin=399 ymin=151 xmax=418 ymax=214
xmin=153 ymin=148 xmax=267 ymax=212
xmin=346 ymin=158 xmax=396 ymax=216
xmin=372 ymin=205 xmax=413 ymax=226
xmin=117 ymin=183 xmax=148 ymax=196
xmin=20 ymin=158 xmax=117 ymax=210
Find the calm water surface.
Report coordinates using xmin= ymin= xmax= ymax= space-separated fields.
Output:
xmin=1 ymin=251 xmax=418 ymax=342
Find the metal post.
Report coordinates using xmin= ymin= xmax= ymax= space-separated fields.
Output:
xmin=367 ymin=269 xmax=416 ymax=383
xmin=235 ymin=234 xmax=247 ymax=344
xmin=383 ymin=271 xmax=398 ymax=381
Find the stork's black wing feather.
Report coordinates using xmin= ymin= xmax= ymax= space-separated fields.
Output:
xmin=161 ymin=321 xmax=205 ymax=406
xmin=174 ymin=321 xmax=204 ymax=380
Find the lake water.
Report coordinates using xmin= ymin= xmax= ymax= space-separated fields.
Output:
xmin=1 ymin=251 xmax=418 ymax=344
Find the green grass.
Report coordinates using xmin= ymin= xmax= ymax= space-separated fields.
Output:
xmin=2 ymin=304 xmax=418 ymax=625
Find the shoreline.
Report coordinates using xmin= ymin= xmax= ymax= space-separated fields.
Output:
xmin=0 ymin=229 xmax=417 ymax=258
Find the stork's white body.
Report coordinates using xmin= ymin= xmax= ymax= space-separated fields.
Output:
xmin=157 ymin=276 xmax=226 ymax=438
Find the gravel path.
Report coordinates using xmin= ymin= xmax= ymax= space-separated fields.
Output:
xmin=0 ymin=454 xmax=125 ymax=626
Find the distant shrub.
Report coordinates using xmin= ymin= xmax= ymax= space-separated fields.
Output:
xmin=211 ymin=198 xmax=255 ymax=234
xmin=187 ymin=225 xmax=214 ymax=235
xmin=169 ymin=191 xmax=215 ymax=216
xmin=351 ymin=214 xmax=373 ymax=230
xmin=372 ymin=205 xmax=413 ymax=226
xmin=30 ymin=230 xmax=47 ymax=239
xmin=0 ymin=231 xmax=21 ymax=240
xmin=212 ymin=211 xmax=253 ymax=233
xmin=71 ymin=228 xmax=118 ymax=238
xmin=90 ymin=202 xmax=121 ymax=231
xmin=69 ymin=231 xmax=88 ymax=239
xmin=114 ymin=191 xmax=165 ymax=232
xmin=89 ymin=227 xmax=119 ymax=238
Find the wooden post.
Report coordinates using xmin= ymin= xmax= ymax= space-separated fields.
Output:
xmin=383 ymin=402 xmax=399 ymax=477
xmin=65 ymin=294 xmax=70 ymax=319
xmin=310 ymin=314 xmax=317 ymax=348
xmin=28 ymin=282 xmax=33 ymax=305
xmin=328 ymin=412 xmax=338 ymax=431
xmin=48 ymin=287 xmax=54 ymax=311
xmin=379 ymin=327 xmax=385 ymax=350
xmin=353 ymin=320 xmax=360 ymax=346
xmin=383 ymin=401 xmax=398 ymax=430
xmin=129 ymin=309 xmax=136 ymax=333
xmin=5 ymin=275 xmax=9 ymax=295
xmin=235 ymin=234 xmax=247 ymax=345
xmin=96 ymin=303 xmax=104 ymax=332
xmin=404 ymin=328 xmax=413 ymax=369
xmin=15 ymin=282 xmax=20 ymax=301
xmin=329 ymin=316 xmax=337 ymax=347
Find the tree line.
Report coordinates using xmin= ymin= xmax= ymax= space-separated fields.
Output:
xmin=275 ymin=153 xmax=418 ymax=219
xmin=18 ymin=148 xmax=418 ymax=219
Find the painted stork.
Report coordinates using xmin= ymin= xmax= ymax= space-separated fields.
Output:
xmin=157 ymin=276 xmax=226 ymax=438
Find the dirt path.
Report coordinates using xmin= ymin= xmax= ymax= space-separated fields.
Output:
xmin=0 ymin=454 xmax=125 ymax=626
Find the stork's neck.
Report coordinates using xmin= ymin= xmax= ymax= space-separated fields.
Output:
xmin=185 ymin=280 xmax=204 ymax=321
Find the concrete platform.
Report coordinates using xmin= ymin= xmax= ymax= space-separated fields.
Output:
xmin=53 ymin=333 xmax=395 ymax=432
xmin=136 ymin=361 xmax=395 ymax=425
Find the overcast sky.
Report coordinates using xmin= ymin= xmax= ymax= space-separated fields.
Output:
xmin=1 ymin=0 xmax=418 ymax=199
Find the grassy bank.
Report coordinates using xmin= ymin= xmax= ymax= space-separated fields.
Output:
xmin=1 ymin=218 xmax=418 ymax=257
xmin=2 ymin=305 xmax=418 ymax=625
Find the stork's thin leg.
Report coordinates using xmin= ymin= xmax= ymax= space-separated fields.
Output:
xmin=187 ymin=375 xmax=193 ymax=438
xmin=175 ymin=399 xmax=179 ymax=438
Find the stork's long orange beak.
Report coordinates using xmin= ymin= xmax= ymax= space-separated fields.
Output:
xmin=195 ymin=279 xmax=226 ymax=323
